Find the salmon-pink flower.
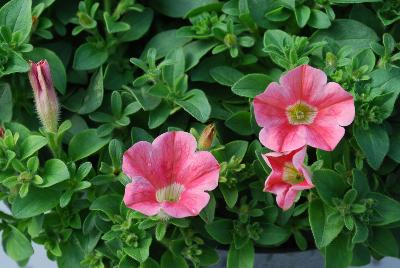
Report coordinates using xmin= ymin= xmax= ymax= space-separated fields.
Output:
xmin=28 ymin=60 xmax=59 ymax=132
xmin=263 ymin=146 xmax=313 ymax=210
xmin=123 ymin=131 xmax=220 ymax=218
xmin=254 ymin=64 xmax=355 ymax=152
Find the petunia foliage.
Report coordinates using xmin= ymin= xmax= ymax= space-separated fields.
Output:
xmin=1 ymin=0 xmax=400 ymax=268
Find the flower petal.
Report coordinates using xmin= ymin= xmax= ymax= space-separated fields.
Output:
xmin=123 ymin=180 xmax=160 ymax=216
xmin=280 ymin=65 xmax=327 ymax=101
xmin=152 ymin=131 xmax=197 ymax=186
xmin=259 ymin=124 xmax=307 ymax=152
xmin=122 ymin=141 xmax=164 ymax=187
xmin=176 ymin=151 xmax=220 ymax=191
xmin=305 ymin=118 xmax=345 ymax=151
xmin=276 ymin=187 xmax=299 ymax=210
xmin=254 ymin=82 xmax=292 ymax=128
xmin=162 ymin=190 xmax=210 ymax=218
xmin=312 ymin=82 xmax=355 ymax=126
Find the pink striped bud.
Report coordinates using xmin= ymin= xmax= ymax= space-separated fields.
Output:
xmin=28 ymin=60 xmax=59 ymax=132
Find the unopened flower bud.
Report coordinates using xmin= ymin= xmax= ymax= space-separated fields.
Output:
xmin=224 ymin=34 xmax=237 ymax=48
xmin=198 ymin=123 xmax=216 ymax=150
xmin=28 ymin=60 xmax=59 ymax=132
xmin=0 ymin=127 xmax=4 ymax=138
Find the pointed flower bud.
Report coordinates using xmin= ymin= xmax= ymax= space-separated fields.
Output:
xmin=198 ymin=123 xmax=216 ymax=150
xmin=0 ymin=127 xmax=4 ymax=138
xmin=28 ymin=60 xmax=59 ymax=132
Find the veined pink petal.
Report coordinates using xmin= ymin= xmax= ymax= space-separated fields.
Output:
xmin=254 ymin=82 xmax=293 ymax=128
xmin=280 ymin=64 xmax=327 ymax=101
xmin=176 ymin=151 xmax=220 ymax=191
xmin=259 ymin=124 xmax=307 ymax=152
xmin=312 ymin=82 xmax=355 ymax=126
xmin=124 ymin=180 xmax=160 ymax=216
xmin=305 ymin=117 xmax=345 ymax=151
xmin=122 ymin=141 xmax=163 ymax=188
xmin=162 ymin=189 xmax=210 ymax=218
xmin=152 ymin=131 xmax=197 ymax=186
xmin=276 ymin=187 xmax=299 ymax=210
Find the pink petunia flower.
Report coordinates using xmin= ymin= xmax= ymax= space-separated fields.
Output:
xmin=123 ymin=131 xmax=220 ymax=218
xmin=254 ymin=64 xmax=355 ymax=152
xmin=263 ymin=146 xmax=313 ymax=210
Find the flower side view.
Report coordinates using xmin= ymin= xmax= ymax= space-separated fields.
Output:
xmin=254 ymin=64 xmax=355 ymax=152
xmin=263 ymin=146 xmax=313 ymax=210
xmin=123 ymin=131 xmax=220 ymax=218
xmin=28 ymin=60 xmax=60 ymax=133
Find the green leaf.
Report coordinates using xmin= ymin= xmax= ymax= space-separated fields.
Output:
xmin=25 ymin=48 xmax=67 ymax=94
xmin=352 ymin=169 xmax=370 ymax=198
xmin=103 ymin=12 xmax=130 ymax=33
xmin=353 ymin=124 xmax=389 ymax=170
xmin=200 ymin=193 xmax=216 ymax=223
xmin=156 ymin=222 xmax=167 ymax=241
xmin=2 ymin=50 xmax=29 ymax=75
xmin=388 ymin=125 xmax=400 ymax=163
xmin=57 ymin=235 xmax=85 ymax=268
xmin=231 ymin=74 xmax=272 ymax=98
xmin=90 ymin=194 xmax=121 ymax=218
xmin=205 ymin=219 xmax=233 ymax=244
xmin=256 ymin=224 xmax=291 ymax=246
xmin=367 ymin=192 xmax=400 ymax=226
xmin=119 ymin=8 xmax=154 ymax=42
xmin=312 ymin=169 xmax=348 ymax=206
xmin=307 ymin=9 xmax=331 ymax=29
xmin=368 ymin=228 xmax=398 ymax=257
xmin=68 ymin=129 xmax=109 ymax=161
xmin=150 ymin=0 xmax=217 ymax=18
xmin=227 ymin=240 xmax=254 ymax=268
xmin=4 ymin=225 xmax=34 ymax=261
xmin=215 ymin=140 xmax=249 ymax=163
xmin=140 ymin=258 xmax=160 ymax=268
xmin=331 ymin=0 xmax=381 ymax=3
xmin=0 ymin=0 xmax=32 ymax=41
xmin=39 ymin=159 xmax=70 ymax=187
xmin=0 ymin=82 xmax=13 ymax=122
xmin=160 ymin=251 xmax=188 ymax=268
xmin=220 ymin=184 xmax=238 ymax=208
xmin=73 ymin=43 xmax=108 ymax=70
xmin=124 ymin=237 xmax=152 ymax=263
xmin=148 ymin=101 xmax=171 ymax=129
xmin=198 ymin=247 xmax=219 ymax=266
xmin=183 ymin=40 xmax=217 ymax=71
xmin=225 ymin=111 xmax=253 ymax=136
xmin=12 ymin=187 xmax=60 ymax=218
xmin=311 ymin=19 xmax=379 ymax=54
xmin=309 ymin=199 xmax=344 ymax=248
xmin=175 ymin=89 xmax=211 ymax=123
xmin=142 ymin=30 xmax=191 ymax=60
xmin=351 ymin=244 xmax=371 ymax=266
xmin=295 ymin=6 xmax=311 ymax=28
xmin=163 ymin=48 xmax=185 ymax=87
xmin=78 ymin=67 xmax=104 ymax=114
xmin=209 ymin=66 xmax=244 ymax=86
xmin=20 ymin=135 xmax=48 ymax=160
xmin=325 ymin=233 xmax=353 ymax=268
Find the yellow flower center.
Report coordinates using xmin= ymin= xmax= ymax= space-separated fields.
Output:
xmin=282 ymin=162 xmax=305 ymax=185
xmin=286 ymin=101 xmax=317 ymax=125
xmin=156 ymin=183 xmax=184 ymax=203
